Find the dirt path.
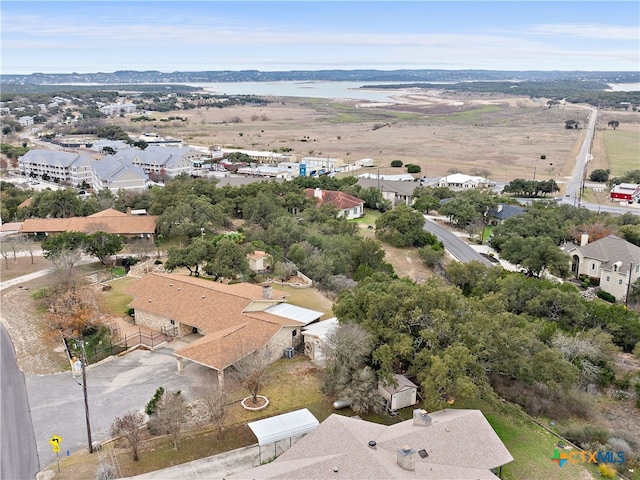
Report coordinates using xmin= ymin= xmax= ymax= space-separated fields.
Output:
xmin=1 ymin=276 xmax=68 ymax=374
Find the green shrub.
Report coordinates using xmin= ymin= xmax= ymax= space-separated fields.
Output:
xmin=30 ymin=287 xmax=50 ymax=300
xmin=589 ymin=277 xmax=601 ymax=287
xmin=612 ymin=374 xmax=631 ymax=390
xmin=390 ymin=160 xmax=403 ymax=167
xmin=560 ymin=425 xmax=609 ymax=448
xmin=597 ymin=290 xmax=616 ymax=303
xmin=145 ymin=387 xmax=164 ymax=416
xmin=598 ymin=463 xmax=617 ymax=479
xmin=406 ymin=164 xmax=421 ymax=174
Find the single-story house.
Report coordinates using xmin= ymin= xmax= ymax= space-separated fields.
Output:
xmin=304 ymin=188 xmax=364 ymax=219
xmin=357 ymin=178 xmax=417 ymax=207
xmin=438 ymin=173 xmax=493 ymax=190
xmin=301 ymin=317 xmax=339 ymax=366
xmin=227 ymin=408 xmax=513 ymax=479
xmin=358 ymin=172 xmax=415 ymax=181
xmin=378 ymin=374 xmax=419 ymax=411
xmin=20 ymin=208 xmax=158 ymax=241
xmin=486 ymin=204 xmax=526 ymax=225
xmin=609 ymin=183 xmax=640 ymax=202
xmin=126 ymin=272 xmax=323 ymax=385
xmin=566 ymin=234 xmax=640 ymax=301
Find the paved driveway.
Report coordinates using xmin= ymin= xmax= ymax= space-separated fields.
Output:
xmin=27 ymin=342 xmax=213 ymax=468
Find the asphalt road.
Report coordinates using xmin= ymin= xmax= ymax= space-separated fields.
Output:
xmin=1 ymin=322 xmax=40 ymax=480
xmin=26 ymin=343 xmax=211 ymax=469
xmin=422 ymin=218 xmax=494 ymax=268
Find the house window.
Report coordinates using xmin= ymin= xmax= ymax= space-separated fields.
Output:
xmin=606 ymin=276 xmax=610 ymax=282
xmin=619 ymin=280 xmax=623 ymax=285
xmin=614 ymin=264 xmax=618 ymax=272
xmin=591 ymin=263 xmax=596 ymax=271
xmin=292 ymin=330 xmax=297 ymax=337
xmin=636 ymin=265 xmax=639 ymax=273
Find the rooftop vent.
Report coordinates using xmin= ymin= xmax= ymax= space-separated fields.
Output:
xmin=368 ymin=440 xmax=377 ymax=449
xmin=169 ymin=283 xmax=173 ymax=286
xmin=397 ymin=445 xmax=416 ymax=471
xmin=418 ymin=449 xmax=428 ymax=459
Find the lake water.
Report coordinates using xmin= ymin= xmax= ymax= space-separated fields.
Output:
xmin=186 ymin=81 xmax=411 ymax=102
xmin=188 ymin=80 xmax=639 ymax=101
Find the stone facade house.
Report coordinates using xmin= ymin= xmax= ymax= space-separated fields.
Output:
xmin=566 ymin=234 xmax=640 ymax=301
xmin=127 ymin=272 xmax=323 ymax=385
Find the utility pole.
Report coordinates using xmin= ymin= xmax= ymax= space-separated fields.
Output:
xmin=80 ymin=341 xmax=94 ymax=453
xmin=626 ymin=262 xmax=634 ymax=308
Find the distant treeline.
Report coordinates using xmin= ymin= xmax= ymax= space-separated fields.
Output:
xmin=2 ymin=68 xmax=638 ymax=86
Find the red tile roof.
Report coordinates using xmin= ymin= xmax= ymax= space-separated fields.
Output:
xmin=304 ymin=188 xmax=364 ymax=210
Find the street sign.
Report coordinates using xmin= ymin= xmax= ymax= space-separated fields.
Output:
xmin=49 ymin=435 xmax=62 ymax=446
xmin=52 ymin=444 xmax=60 ymax=453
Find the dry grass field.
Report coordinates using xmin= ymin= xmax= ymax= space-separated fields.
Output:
xmin=112 ymin=89 xmax=616 ymax=184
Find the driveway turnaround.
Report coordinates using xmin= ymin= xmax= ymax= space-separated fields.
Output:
xmin=27 ymin=343 xmax=212 ymax=469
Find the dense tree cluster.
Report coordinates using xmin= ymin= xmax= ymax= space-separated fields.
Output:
xmin=332 ymin=266 xmax=639 ymax=416
xmin=502 ymin=178 xmax=560 ymax=197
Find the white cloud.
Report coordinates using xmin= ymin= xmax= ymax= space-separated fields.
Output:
xmin=527 ymin=23 xmax=639 ymax=41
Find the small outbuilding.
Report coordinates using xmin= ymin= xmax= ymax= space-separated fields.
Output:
xmin=378 ymin=374 xmax=418 ymax=411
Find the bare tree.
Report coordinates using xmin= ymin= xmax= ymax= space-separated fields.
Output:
xmin=323 ymin=324 xmax=383 ymax=415
xmin=110 ymin=410 xmax=145 ymax=461
xmin=194 ymin=382 xmax=229 ymax=440
xmin=232 ymin=347 xmax=272 ymax=405
xmin=154 ymin=389 xmax=186 ymax=450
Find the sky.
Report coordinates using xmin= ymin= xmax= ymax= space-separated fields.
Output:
xmin=1 ymin=1 xmax=639 ymax=75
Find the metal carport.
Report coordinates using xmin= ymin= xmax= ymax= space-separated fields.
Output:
xmin=247 ymin=408 xmax=319 ymax=463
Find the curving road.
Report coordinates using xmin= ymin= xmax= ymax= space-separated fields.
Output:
xmin=1 ymin=322 xmax=40 ymax=479
xmin=423 ymin=218 xmax=494 ymax=267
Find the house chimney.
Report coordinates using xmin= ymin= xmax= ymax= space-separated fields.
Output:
xmin=580 ymin=233 xmax=589 ymax=246
xmin=262 ymin=285 xmax=273 ymax=299
xmin=397 ymin=445 xmax=416 ymax=471
xmin=413 ymin=409 xmax=432 ymax=427
xmin=314 ymin=187 xmax=323 ymax=199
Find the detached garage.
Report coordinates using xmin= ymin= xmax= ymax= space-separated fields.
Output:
xmin=378 ymin=374 xmax=418 ymax=411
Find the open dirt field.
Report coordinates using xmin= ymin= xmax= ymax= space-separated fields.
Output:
xmin=114 ymin=90 xmax=608 ymax=183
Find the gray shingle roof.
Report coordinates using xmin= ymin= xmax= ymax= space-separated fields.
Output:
xmin=20 ymin=149 xmax=94 ymax=168
xmin=568 ymin=235 xmax=640 ymax=273
xmin=228 ymin=409 xmax=512 ymax=479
